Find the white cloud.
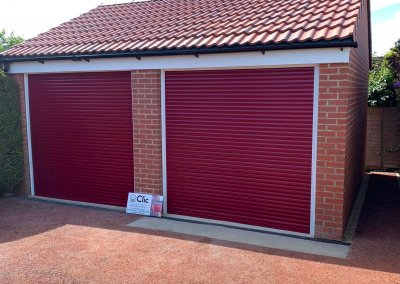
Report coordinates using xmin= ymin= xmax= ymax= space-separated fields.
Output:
xmin=372 ymin=11 xmax=400 ymax=55
xmin=0 ymin=0 xmax=129 ymax=39
xmin=371 ymin=0 xmax=400 ymax=12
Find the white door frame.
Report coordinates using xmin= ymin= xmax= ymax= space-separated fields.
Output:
xmin=161 ymin=65 xmax=319 ymax=238
xmin=23 ymin=74 xmax=35 ymax=196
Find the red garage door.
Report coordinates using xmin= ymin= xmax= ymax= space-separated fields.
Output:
xmin=29 ymin=72 xmax=133 ymax=207
xmin=165 ymin=68 xmax=314 ymax=234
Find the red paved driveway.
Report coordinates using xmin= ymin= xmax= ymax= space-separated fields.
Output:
xmin=0 ymin=174 xmax=399 ymax=283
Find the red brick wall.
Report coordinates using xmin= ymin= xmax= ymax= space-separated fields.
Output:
xmin=315 ymin=0 xmax=370 ymax=240
xmin=131 ymin=70 xmax=163 ymax=195
xmin=316 ymin=63 xmax=348 ymax=240
xmin=9 ymin=74 xmax=31 ymax=196
xmin=366 ymin=107 xmax=400 ymax=168
xmin=343 ymin=0 xmax=370 ymax=231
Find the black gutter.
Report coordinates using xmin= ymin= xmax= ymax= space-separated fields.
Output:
xmin=0 ymin=39 xmax=358 ymax=64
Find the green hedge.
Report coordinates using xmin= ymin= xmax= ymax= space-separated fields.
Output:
xmin=0 ymin=72 xmax=23 ymax=197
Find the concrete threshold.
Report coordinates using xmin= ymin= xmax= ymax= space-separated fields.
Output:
xmin=127 ymin=217 xmax=350 ymax=259
xmin=28 ymin=196 xmax=125 ymax=212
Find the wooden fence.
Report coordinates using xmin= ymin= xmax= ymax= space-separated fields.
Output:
xmin=366 ymin=107 xmax=400 ymax=168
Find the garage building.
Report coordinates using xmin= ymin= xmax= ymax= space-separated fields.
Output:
xmin=0 ymin=0 xmax=371 ymax=240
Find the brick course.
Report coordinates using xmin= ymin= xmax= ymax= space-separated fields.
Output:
xmin=131 ymin=70 xmax=163 ymax=195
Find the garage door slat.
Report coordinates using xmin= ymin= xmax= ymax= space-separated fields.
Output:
xmin=29 ymin=72 xmax=134 ymax=207
xmin=166 ymin=67 xmax=314 ymax=234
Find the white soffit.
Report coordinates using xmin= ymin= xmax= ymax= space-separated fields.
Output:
xmin=8 ymin=48 xmax=350 ymax=74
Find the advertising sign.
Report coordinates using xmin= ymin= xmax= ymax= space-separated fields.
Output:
xmin=126 ymin=193 xmax=164 ymax=217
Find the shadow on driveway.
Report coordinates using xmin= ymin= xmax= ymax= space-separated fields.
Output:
xmin=350 ymin=173 xmax=400 ymax=273
xmin=0 ymin=173 xmax=399 ymax=282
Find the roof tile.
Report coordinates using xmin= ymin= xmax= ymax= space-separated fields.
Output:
xmin=1 ymin=0 xmax=364 ymax=58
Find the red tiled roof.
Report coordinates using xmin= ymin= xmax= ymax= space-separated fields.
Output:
xmin=1 ymin=0 xmax=363 ymax=58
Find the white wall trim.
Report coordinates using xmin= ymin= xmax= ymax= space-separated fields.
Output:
xmin=23 ymin=74 xmax=35 ymax=196
xmin=161 ymin=70 xmax=168 ymax=215
xmin=8 ymin=48 xmax=350 ymax=74
xmin=310 ymin=65 xmax=320 ymax=237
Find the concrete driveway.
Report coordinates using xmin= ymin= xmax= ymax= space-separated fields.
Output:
xmin=1 ymin=174 xmax=399 ymax=283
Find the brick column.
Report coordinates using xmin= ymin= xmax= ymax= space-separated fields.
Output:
xmin=131 ymin=70 xmax=163 ymax=195
xmin=315 ymin=63 xmax=350 ymax=240
xmin=9 ymin=74 xmax=31 ymax=196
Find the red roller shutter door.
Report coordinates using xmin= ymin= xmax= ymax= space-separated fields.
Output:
xmin=29 ymin=72 xmax=133 ymax=207
xmin=165 ymin=68 xmax=314 ymax=234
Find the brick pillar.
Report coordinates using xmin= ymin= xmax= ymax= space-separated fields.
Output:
xmin=315 ymin=63 xmax=350 ymax=240
xmin=9 ymin=74 xmax=31 ymax=196
xmin=131 ymin=70 xmax=163 ymax=195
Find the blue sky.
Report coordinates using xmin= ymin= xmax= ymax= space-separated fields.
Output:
xmin=0 ymin=0 xmax=399 ymax=56
xmin=371 ymin=0 xmax=400 ymax=55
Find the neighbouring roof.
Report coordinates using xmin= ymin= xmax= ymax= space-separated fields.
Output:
xmin=1 ymin=0 xmax=364 ymax=60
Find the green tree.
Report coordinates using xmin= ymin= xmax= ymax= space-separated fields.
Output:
xmin=383 ymin=39 xmax=400 ymax=105
xmin=369 ymin=40 xmax=400 ymax=154
xmin=368 ymin=39 xmax=400 ymax=107
xmin=0 ymin=29 xmax=24 ymax=53
xmin=0 ymin=73 xmax=23 ymax=196
xmin=383 ymin=39 xmax=400 ymax=80
xmin=0 ymin=29 xmax=24 ymax=196
xmin=368 ymin=55 xmax=397 ymax=106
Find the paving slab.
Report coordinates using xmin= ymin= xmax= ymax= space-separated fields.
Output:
xmin=127 ymin=217 xmax=350 ymax=259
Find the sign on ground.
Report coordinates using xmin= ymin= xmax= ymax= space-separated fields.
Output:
xmin=126 ymin=193 xmax=163 ymax=217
